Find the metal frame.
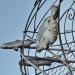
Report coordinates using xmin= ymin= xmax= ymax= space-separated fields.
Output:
xmin=1 ymin=0 xmax=75 ymax=75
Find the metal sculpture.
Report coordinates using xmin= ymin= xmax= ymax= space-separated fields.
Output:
xmin=1 ymin=0 xmax=75 ymax=75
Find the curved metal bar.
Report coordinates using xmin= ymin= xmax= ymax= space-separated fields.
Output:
xmin=24 ymin=0 xmax=42 ymax=34
xmin=63 ymin=2 xmax=75 ymax=50
xmin=62 ymin=2 xmax=75 ymax=75
xmin=35 ymin=0 xmax=58 ymax=32
xmin=59 ymin=1 xmax=75 ymax=21
xmin=24 ymin=6 xmax=36 ymax=34
xmin=63 ymin=3 xmax=75 ymax=52
xmin=70 ymin=8 xmax=75 ymax=58
xmin=24 ymin=0 xmax=47 ymax=34
xmin=57 ymin=0 xmax=73 ymax=74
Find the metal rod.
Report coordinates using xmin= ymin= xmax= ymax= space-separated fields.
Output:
xmin=19 ymin=55 xmax=75 ymax=66
xmin=20 ymin=52 xmax=48 ymax=75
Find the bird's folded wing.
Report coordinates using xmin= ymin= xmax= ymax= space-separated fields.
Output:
xmin=37 ymin=17 xmax=49 ymax=41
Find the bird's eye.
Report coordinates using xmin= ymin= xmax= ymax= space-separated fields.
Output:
xmin=48 ymin=20 xmax=50 ymax=23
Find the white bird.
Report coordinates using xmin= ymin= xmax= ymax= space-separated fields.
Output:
xmin=36 ymin=6 xmax=59 ymax=52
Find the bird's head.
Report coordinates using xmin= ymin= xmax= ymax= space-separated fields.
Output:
xmin=51 ymin=6 xmax=59 ymax=19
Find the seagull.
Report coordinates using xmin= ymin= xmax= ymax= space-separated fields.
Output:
xmin=36 ymin=6 xmax=59 ymax=52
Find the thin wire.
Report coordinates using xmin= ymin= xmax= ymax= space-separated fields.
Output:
xmin=24 ymin=0 xmax=47 ymax=35
xmin=37 ymin=65 xmax=64 ymax=75
xmin=35 ymin=0 xmax=58 ymax=32
xmin=24 ymin=0 xmax=38 ymax=34
xmin=58 ymin=0 xmax=73 ymax=74
xmin=48 ymin=50 xmax=75 ymax=71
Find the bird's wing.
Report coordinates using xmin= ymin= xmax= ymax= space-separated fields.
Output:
xmin=37 ymin=17 xmax=49 ymax=41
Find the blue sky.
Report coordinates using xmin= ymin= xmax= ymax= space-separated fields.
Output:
xmin=0 ymin=0 xmax=34 ymax=42
xmin=0 ymin=0 xmax=34 ymax=75
xmin=0 ymin=0 xmax=74 ymax=75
